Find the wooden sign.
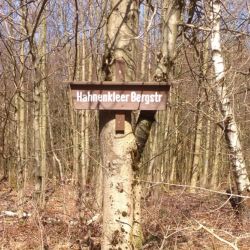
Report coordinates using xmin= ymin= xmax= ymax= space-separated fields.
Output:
xmin=69 ymin=82 xmax=170 ymax=111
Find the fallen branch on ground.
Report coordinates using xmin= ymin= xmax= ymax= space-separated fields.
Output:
xmin=0 ymin=210 xmax=31 ymax=218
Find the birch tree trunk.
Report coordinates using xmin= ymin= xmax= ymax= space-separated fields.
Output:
xmin=210 ymin=0 xmax=250 ymax=193
xmin=100 ymin=1 xmax=140 ymax=249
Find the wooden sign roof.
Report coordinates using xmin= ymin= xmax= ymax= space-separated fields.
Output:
xmin=69 ymin=81 xmax=170 ymax=111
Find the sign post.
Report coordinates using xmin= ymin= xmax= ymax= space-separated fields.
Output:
xmin=70 ymin=82 xmax=170 ymax=110
xmin=69 ymin=81 xmax=170 ymax=133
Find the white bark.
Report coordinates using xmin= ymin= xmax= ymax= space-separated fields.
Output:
xmin=210 ymin=0 xmax=250 ymax=192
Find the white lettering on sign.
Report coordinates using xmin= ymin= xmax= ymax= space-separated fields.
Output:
xmin=130 ymin=91 xmax=162 ymax=104
xmin=76 ymin=91 xmax=162 ymax=105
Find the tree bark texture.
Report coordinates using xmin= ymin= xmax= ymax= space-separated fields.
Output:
xmin=210 ymin=0 xmax=250 ymax=192
xmin=32 ymin=4 xmax=48 ymax=208
xmin=210 ymin=125 xmax=221 ymax=189
xmin=154 ymin=0 xmax=182 ymax=82
xmin=17 ymin=2 xmax=26 ymax=213
xmin=135 ymin=0 xmax=182 ymax=168
xmin=190 ymin=99 xmax=202 ymax=192
xmin=100 ymin=115 xmax=137 ymax=249
xmin=100 ymin=0 xmax=141 ymax=249
xmin=201 ymin=118 xmax=211 ymax=187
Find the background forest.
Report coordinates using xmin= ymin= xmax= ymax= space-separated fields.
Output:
xmin=0 ymin=0 xmax=250 ymax=249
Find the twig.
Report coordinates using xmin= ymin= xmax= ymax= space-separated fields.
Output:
xmin=139 ymin=180 xmax=250 ymax=199
xmin=87 ymin=213 xmax=101 ymax=225
xmin=180 ymin=22 xmax=250 ymax=37
xmin=0 ymin=210 xmax=31 ymax=218
xmin=194 ymin=219 xmax=239 ymax=250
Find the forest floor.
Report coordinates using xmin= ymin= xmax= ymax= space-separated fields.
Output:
xmin=0 ymin=180 xmax=249 ymax=250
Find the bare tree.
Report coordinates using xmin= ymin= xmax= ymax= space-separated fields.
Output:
xmin=100 ymin=0 xmax=140 ymax=248
xmin=209 ymin=0 xmax=250 ymax=194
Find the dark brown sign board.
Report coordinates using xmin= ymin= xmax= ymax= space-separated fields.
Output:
xmin=69 ymin=82 xmax=170 ymax=111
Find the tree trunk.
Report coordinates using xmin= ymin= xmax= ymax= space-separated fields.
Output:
xmin=28 ymin=2 xmax=48 ymax=208
xmin=39 ymin=12 xmax=47 ymax=208
xmin=140 ymin=4 xmax=149 ymax=81
xmin=17 ymin=2 xmax=26 ymax=214
xmin=154 ymin=0 xmax=182 ymax=82
xmin=210 ymin=125 xmax=221 ymax=189
xmin=170 ymin=107 xmax=179 ymax=184
xmin=152 ymin=0 xmax=182 ymax=187
xmin=210 ymin=0 xmax=250 ymax=193
xmin=201 ymin=118 xmax=211 ymax=187
xmin=47 ymin=99 xmax=63 ymax=181
xmin=100 ymin=0 xmax=141 ymax=249
xmin=79 ymin=25 xmax=88 ymax=188
xmin=190 ymin=96 xmax=203 ymax=192
xmin=100 ymin=116 xmax=137 ymax=249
